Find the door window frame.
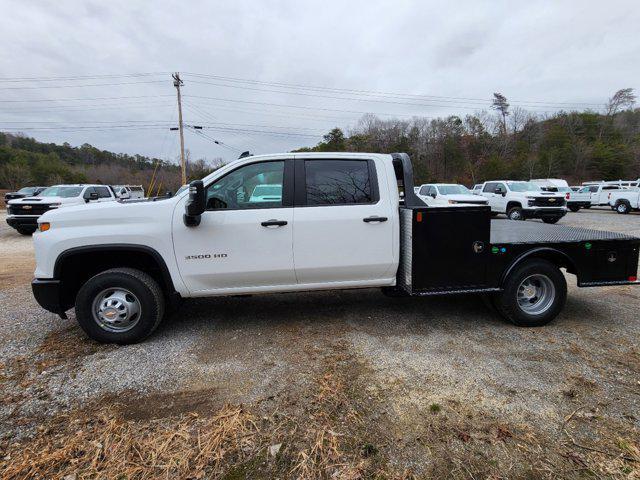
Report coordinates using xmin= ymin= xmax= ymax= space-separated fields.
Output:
xmin=293 ymin=158 xmax=380 ymax=207
xmin=203 ymin=159 xmax=294 ymax=211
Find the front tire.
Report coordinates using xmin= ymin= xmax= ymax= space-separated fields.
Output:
xmin=16 ymin=226 xmax=36 ymax=235
xmin=493 ymin=259 xmax=566 ymax=327
xmin=75 ymin=268 xmax=165 ymax=344
xmin=568 ymin=205 xmax=580 ymax=212
xmin=507 ymin=206 xmax=524 ymax=221
xmin=542 ymin=217 xmax=561 ymax=224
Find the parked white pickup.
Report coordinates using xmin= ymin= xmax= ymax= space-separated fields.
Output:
xmin=416 ymin=183 xmax=488 ymax=206
xmin=608 ymin=188 xmax=640 ymax=214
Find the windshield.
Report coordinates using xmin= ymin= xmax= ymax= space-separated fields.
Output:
xmin=438 ymin=185 xmax=471 ymax=195
xmin=40 ymin=186 xmax=83 ymax=198
xmin=252 ymin=185 xmax=282 ymax=197
xmin=555 ymin=187 xmax=571 ymax=192
xmin=507 ymin=182 xmax=541 ymax=192
xmin=17 ymin=187 xmax=37 ymax=194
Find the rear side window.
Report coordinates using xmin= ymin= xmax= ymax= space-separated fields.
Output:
xmin=483 ymin=182 xmax=497 ymax=192
xmin=304 ymin=160 xmax=376 ymax=206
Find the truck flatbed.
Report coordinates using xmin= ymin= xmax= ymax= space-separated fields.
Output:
xmin=490 ymin=219 xmax=636 ymax=244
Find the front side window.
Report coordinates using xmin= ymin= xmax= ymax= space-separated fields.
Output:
xmin=305 ymin=160 xmax=373 ymax=206
xmin=205 ymin=161 xmax=284 ymax=210
xmin=419 ymin=185 xmax=430 ymax=195
xmin=95 ymin=186 xmax=112 ymax=198
xmin=483 ymin=182 xmax=497 ymax=193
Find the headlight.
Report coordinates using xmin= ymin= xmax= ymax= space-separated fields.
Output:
xmin=49 ymin=203 xmax=61 ymax=209
xmin=39 ymin=222 xmax=51 ymax=232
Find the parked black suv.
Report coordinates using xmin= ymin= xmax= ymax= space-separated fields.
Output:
xmin=4 ymin=186 xmax=46 ymax=203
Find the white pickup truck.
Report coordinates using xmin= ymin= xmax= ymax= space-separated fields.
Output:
xmin=478 ymin=181 xmax=567 ymax=222
xmin=608 ymin=188 xmax=640 ymax=214
xmin=416 ymin=183 xmax=488 ymax=206
xmin=7 ymin=184 xmax=116 ymax=235
xmin=31 ymin=153 xmax=640 ymax=344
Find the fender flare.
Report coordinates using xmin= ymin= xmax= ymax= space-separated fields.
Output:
xmin=500 ymin=247 xmax=578 ymax=286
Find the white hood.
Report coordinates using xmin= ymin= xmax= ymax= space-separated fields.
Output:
xmin=445 ymin=194 xmax=488 ymax=203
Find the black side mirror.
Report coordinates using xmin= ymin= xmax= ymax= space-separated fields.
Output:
xmin=85 ymin=192 xmax=99 ymax=202
xmin=184 ymin=180 xmax=205 ymax=227
xmin=495 ymin=187 xmax=505 ymax=196
xmin=430 ymin=193 xmax=437 ymax=198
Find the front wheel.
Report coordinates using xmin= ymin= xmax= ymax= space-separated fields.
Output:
xmin=616 ymin=201 xmax=630 ymax=214
xmin=16 ymin=226 xmax=36 ymax=235
xmin=507 ymin=206 xmax=524 ymax=221
xmin=493 ymin=259 xmax=566 ymax=327
xmin=75 ymin=268 xmax=165 ymax=344
xmin=568 ymin=205 xmax=580 ymax=212
xmin=542 ymin=217 xmax=561 ymax=224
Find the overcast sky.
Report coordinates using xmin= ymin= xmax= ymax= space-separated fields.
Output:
xmin=1 ymin=0 xmax=639 ymax=164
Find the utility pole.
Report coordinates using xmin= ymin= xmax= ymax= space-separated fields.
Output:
xmin=172 ymin=72 xmax=186 ymax=185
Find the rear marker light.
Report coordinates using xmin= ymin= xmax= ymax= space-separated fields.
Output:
xmin=39 ymin=222 xmax=50 ymax=232
xmin=629 ymin=276 xmax=638 ymax=282
xmin=416 ymin=212 xmax=423 ymax=222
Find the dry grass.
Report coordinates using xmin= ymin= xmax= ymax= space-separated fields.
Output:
xmin=0 ymin=405 xmax=258 ymax=479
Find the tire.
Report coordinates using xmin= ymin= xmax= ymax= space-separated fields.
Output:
xmin=542 ymin=217 xmax=561 ymax=224
xmin=507 ymin=206 xmax=524 ymax=221
xmin=568 ymin=205 xmax=580 ymax=212
xmin=583 ymin=205 xmax=591 ymax=209
xmin=75 ymin=268 xmax=165 ymax=344
xmin=16 ymin=226 xmax=36 ymax=235
xmin=493 ymin=259 xmax=567 ymax=327
xmin=615 ymin=201 xmax=630 ymax=214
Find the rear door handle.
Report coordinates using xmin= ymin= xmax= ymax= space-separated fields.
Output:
xmin=261 ymin=219 xmax=288 ymax=227
xmin=363 ymin=216 xmax=388 ymax=223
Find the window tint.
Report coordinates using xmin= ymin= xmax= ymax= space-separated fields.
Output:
xmin=419 ymin=185 xmax=429 ymax=195
xmin=588 ymin=186 xmax=598 ymax=192
xmin=305 ymin=160 xmax=374 ymax=205
xmin=83 ymin=187 xmax=96 ymax=199
xmin=95 ymin=186 xmax=112 ymax=198
xmin=205 ymin=161 xmax=284 ymax=210
xmin=483 ymin=182 xmax=497 ymax=192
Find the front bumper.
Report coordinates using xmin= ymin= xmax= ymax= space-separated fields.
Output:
xmin=522 ymin=208 xmax=567 ymax=219
xmin=31 ymin=279 xmax=68 ymax=318
xmin=6 ymin=215 xmax=39 ymax=228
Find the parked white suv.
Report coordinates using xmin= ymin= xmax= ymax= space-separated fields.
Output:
xmin=479 ymin=181 xmax=567 ymax=223
xmin=6 ymin=185 xmax=116 ymax=235
xmin=416 ymin=183 xmax=488 ymax=206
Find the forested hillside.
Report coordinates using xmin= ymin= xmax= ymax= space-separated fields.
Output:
xmin=296 ymin=90 xmax=640 ymax=185
xmin=0 ymin=132 xmax=218 ymax=193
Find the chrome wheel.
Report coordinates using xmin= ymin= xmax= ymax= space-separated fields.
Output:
xmin=617 ymin=203 xmax=628 ymax=213
xmin=508 ymin=209 xmax=522 ymax=220
xmin=516 ymin=274 xmax=556 ymax=315
xmin=92 ymin=288 xmax=141 ymax=332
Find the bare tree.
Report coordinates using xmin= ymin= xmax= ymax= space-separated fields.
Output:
xmin=599 ymin=88 xmax=636 ymax=140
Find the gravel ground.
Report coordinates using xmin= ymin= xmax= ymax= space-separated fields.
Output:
xmin=1 ymin=208 xmax=639 ymax=477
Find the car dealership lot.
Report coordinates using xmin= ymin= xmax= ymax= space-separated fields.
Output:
xmin=0 ymin=209 xmax=638 ymax=478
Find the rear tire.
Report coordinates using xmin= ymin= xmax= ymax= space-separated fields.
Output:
xmin=493 ymin=259 xmax=566 ymax=327
xmin=75 ymin=268 xmax=165 ymax=344
xmin=615 ymin=201 xmax=630 ymax=214
xmin=568 ymin=205 xmax=580 ymax=212
xmin=542 ymin=217 xmax=561 ymax=224
xmin=507 ymin=206 xmax=524 ymax=221
xmin=16 ymin=227 xmax=36 ymax=235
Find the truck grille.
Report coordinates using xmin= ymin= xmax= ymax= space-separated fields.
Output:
xmin=8 ymin=203 xmax=53 ymax=216
xmin=531 ymin=197 xmax=566 ymax=207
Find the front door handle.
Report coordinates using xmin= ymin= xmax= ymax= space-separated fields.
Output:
xmin=363 ymin=216 xmax=388 ymax=223
xmin=261 ymin=219 xmax=288 ymax=227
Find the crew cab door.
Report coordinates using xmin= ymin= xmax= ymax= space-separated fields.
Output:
xmin=173 ymin=159 xmax=296 ymax=293
xmin=292 ymin=157 xmax=395 ymax=285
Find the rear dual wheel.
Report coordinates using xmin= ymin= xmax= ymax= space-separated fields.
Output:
xmin=492 ymin=259 xmax=567 ymax=327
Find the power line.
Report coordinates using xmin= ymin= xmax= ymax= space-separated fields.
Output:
xmin=0 ymin=94 xmax=173 ymax=103
xmin=0 ymin=80 xmax=167 ymax=90
xmin=183 ymin=72 xmax=605 ymax=108
xmin=0 ymin=72 xmax=168 ymax=82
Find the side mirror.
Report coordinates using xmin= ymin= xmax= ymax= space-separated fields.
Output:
xmin=85 ymin=192 xmax=99 ymax=202
xmin=495 ymin=187 xmax=505 ymax=196
xmin=184 ymin=180 xmax=205 ymax=227
xmin=430 ymin=193 xmax=436 ymax=198
xmin=120 ymin=191 xmax=131 ymax=200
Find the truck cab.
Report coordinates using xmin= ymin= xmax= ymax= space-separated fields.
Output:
xmin=30 ymin=153 xmax=639 ymax=344
xmin=479 ymin=180 xmax=567 ymax=223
